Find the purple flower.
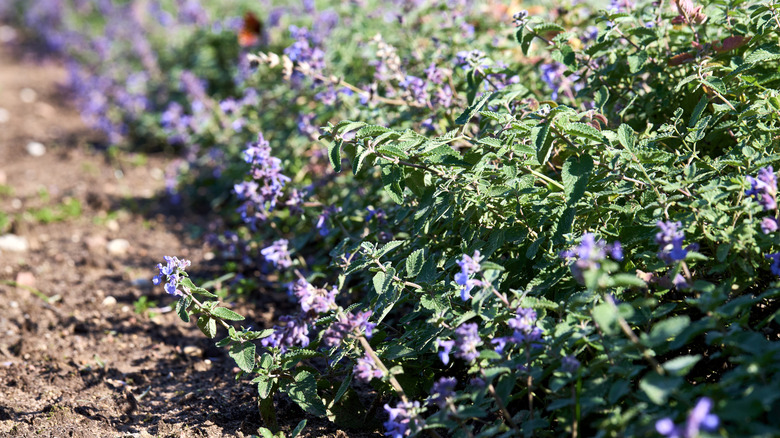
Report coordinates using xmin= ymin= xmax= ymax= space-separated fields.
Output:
xmin=766 ymin=253 xmax=780 ymax=276
xmin=436 ymin=339 xmax=455 ymax=365
xmin=383 ymin=400 xmax=422 ymax=438
xmin=261 ymin=239 xmax=292 ymax=269
xmin=316 ymin=206 xmax=342 ymax=237
xmin=322 ymin=310 xmax=376 ymax=348
xmin=153 ymin=256 xmax=191 ymax=297
xmin=762 ymin=217 xmax=779 ymax=234
xmin=560 ymin=233 xmax=623 ymax=283
xmin=746 ymin=166 xmax=778 ymax=211
xmin=656 ymin=397 xmax=719 ymax=438
xmin=454 ymin=251 xmax=483 ymax=300
xmin=513 ymin=10 xmax=529 ymax=27
xmin=292 ymin=279 xmax=337 ymax=314
xmin=429 ymin=377 xmax=457 ymax=408
xmin=561 ymin=355 xmax=580 ymax=373
xmin=656 ymin=221 xmax=694 ymax=264
xmin=354 ymin=354 xmax=384 ymax=382
xmin=453 ymin=323 xmax=483 ymax=363
xmin=261 ymin=314 xmax=310 ymax=353
xmin=234 ymin=134 xmax=291 ymax=229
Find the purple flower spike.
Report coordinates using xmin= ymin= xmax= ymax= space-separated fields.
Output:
xmin=429 ymin=377 xmax=457 ymax=408
xmin=321 ymin=310 xmax=376 ymax=348
xmin=292 ymin=279 xmax=337 ymax=314
xmin=383 ymin=400 xmax=422 ymax=438
xmin=656 ymin=397 xmax=719 ymax=438
xmin=436 ymin=339 xmax=455 ymax=365
xmin=656 ymin=221 xmax=692 ymax=264
xmin=561 ymin=355 xmax=580 ymax=373
xmin=454 ymin=251 xmax=483 ymax=300
xmin=261 ymin=239 xmax=292 ymax=269
xmin=766 ymin=253 xmax=780 ymax=276
xmin=153 ymin=256 xmax=191 ymax=297
xmin=762 ymin=217 xmax=779 ymax=234
xmin=746 ymin=166 xmax=778 ymax=211
xmin=453 ymin=323 xmax=482 ymax=363
xmin=560 ymin=233 xmax=622 ymax=283
xmin=354 ymin=354 xmax=384 ymax=382
xmin=261 ymin=314 xmax=310 ymax=353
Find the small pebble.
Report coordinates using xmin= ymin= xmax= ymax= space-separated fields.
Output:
xmin=15 ymin=271 xmax=35 ymax=288
xmin=0 ymin=107 xmax=9 ymax=124
xmin=0 ymin=25 xmax=17 ymax=43
xmin=25 ymin=141 xmax=46 ymax=157
xmin=102 ymin=296 xmax=117 ymax=306
xmin=19 ymin=88 xmax=37 ymax=103
xmin=183 ymin=346 xmax=203 ymax=357
xmin=106 ymin=219 xmax=120 ymax=232
xmin=0 ymin=234 xmax=29 ymax=252
xmin=106 ymin=238 xmax=130 ymax=255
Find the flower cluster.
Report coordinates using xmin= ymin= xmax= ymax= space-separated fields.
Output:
xmin=656 ymin=397 xmax=719 ymax=438
xmin=353 ymin=353 xmax=384 ymax=382
xmin=384 ymin=400 xmax=422 ymax=438
xmin=746 ymin=166 xmax=779 ymax=233
xmin=428 ymin=377 xmax=457 ymax=409
xmin=152 ymin=256 xmax=191 ymax=297
xmin=560 ymin=233 xmax=623 ymax=284
xmin=322 ymin=310 xmax=376 ymax=348
xmin=260 ymin=315 xmax=311 ymax=353
xmin=454 ymin=251 xmax=483 ymax=300
xmin=437 ymin=322 xmax=483 ymax=364
xmin=292 ymin=278 xmax=337 ymax=314
xmin=540 ymin=62 xmax=582 ymax=101
xmin=656 ymin=221 xmax=697 ymax=264
xmin=234 ymin=133 xmax=291 ymax=228
xmin=260 ymin=239 xmax=292 ymax=269
xmin=492 ymin=307 xmax=545 ymax=353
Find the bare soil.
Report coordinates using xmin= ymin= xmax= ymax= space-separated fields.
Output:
xmin=0 ymin=37 xmax=380 ymax=438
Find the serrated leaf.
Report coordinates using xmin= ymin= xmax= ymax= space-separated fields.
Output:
xmin=357 ymin=125 xmax=391 ymax=138
xmin=640 ymin=374 xmax=682 ymax=405
xmin=617 ymin=124 xmax=635 ymax=150
xmin=211 ymin=307 xmax=245 ymax=321
xmin=257 ymin=375 xmax=273 ymax=399
xmin=287 ymin=370 xmax=327 ymax=417
xmin=592 ymin=303 xmax=617 ymax=335
xmin=176 ymin=296 xmax=191 ymax=323
xmin=373 ymin=270 xmax=391 ymax=295
xmin=565 ymin=122 xmax=605 ymax=142
xmin=197 ymin=315 xmax=217 ymax=338
xmin=353 ymin=147 xmax=372 ymax=175
xmin=381 ymin=164 xmax=404 ymax=204
xmin=533 ymin=22 xmax=565 ymax=33
xmin=336 ymin=121 xmax=366 ymax=134
xmin=329 ymin=374 xmax=352 ymax=408
xmin=628 ymin=51 xmax=648 ymax=73
xmin=456 ymin=92 xmax=494 ymax=125
xmin=406 ymin=248 xmax=424 ymax=278
xmin=376 ymin=240 xmax=405 ymax=258
xmin=229 ymin=341 xmax=256 ymax=372
xmin=562 ymin=154 xmax=593 ymax=204
xmin=644 ymin=316 xmax=691 ymax=348
xmin=533 ymin=122 xmax=554 ymax=165
xmin=329 ymin=140 xmax=343 ymax=173
xmin=688 ymin=95 xmax=709 ymax=128
xmin=376 ymin=145 xmax=409 ymax=160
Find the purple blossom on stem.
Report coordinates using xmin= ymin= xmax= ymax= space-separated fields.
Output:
xmin=560 ymin=233 xmax=623 ymax=283
xmin=152 ymin=256 xmax=191 ymax=297
xmin=321 ymin=310 xmax=376 ymax=348
xmin=383 ymin=400 xmax=422 ymax=438
xmin=766 ymin=253 xmax=780 ymax=276
xmin=234 ymin=134 xmax=291 ymax=229
xmin=761 ymin=217 xmax=779 ymax=234
xmin=561 ymin=355 xmax=580 ymax=373
xmin=507 ymin=307 xmax=545 ymax=348
xmin=436 ymin=323 xmax=483 ymax=364
xmin=292 ymin=279 xmax=337 ymax=314
xmin=261 ymin=314 xmax=310 ymax=353
xmin=454 ymin=250 xmax=483 ymax=300
xmin=746 ymin=166 xmax=778 ymax=211
xmin=429 ymin=377 xmax=457 ymax=408
xmin=354 ymin=353 xmax=384 ymax=382
xmin=656 ymin=221 xmax=695 ymax=264
xmin=316 ymin=206 xmax=342 ymax=237
xmin=656 ymin=397 xmax=719 ymax=438
xmin=261 ymin=239 xmax=292 ymax=269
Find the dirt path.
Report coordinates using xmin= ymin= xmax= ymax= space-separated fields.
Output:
xmin=0 ymin=36 xmax=372 ymax=437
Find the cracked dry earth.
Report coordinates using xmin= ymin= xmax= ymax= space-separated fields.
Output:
xmin=0 ymin=38 xmax=378 ymax=438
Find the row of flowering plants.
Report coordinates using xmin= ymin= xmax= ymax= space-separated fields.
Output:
xmin=6 ymin=0 xmax=780 ymax=436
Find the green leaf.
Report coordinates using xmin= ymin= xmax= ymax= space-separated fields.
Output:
xmin=381 ymin=164 xmax=404 ymax=204
xmin=373 ymin=270 xmax=392 ymax=296
xmin=329 ymin=140 xmax=343 ymax=173
xmin=197 ymin=315 xmax=217 ymax=339
xmin=688 ymin=95 xmax=709 ymax=128
xmin=180 ymin=277 xmax=217 ymax=298
xmin=211 ymin=307 xmax=245 ymax=321
xmin=257 ymin=375 xmax=274 ymax=399
xmin=456 ymin=92 xmax=494 ymax=125
xmin=639 ymin=374 xmax=682 ymax=405
xmin=229 ymin=341 xmax=256 ymax=373
xmin=353 ymin=147 xmax=372 ymax=175
xmin=406 ymin=248 xmax=424 ymax=278
xmin=644 ymin=316 xmax=691 ymax=348
xmin=662 ymin=355 xmax=701 ymax=376
xmin=533 ymin=122 xmax=554 ymax=165
xmin=357 ymin=125 xmax=391 ymax=138
xmin=376 ymin=145 xmax=409 ymax=160
xmin=291 ymin=420 xmax=307 ymax=438
xmin=176 ymin=296 xmax=191 ymax=323
xmin=561 ymin=154 xmax=593 ymax=204
xmin=330 ymin=373 xmax=353 ymax=408
xmin=592 ymin=303 xmax=617 ymax=335
xmin=628 ymin=51 xmax=647 ymax=73
xmin=595 ymin=86 xmax=609 ymax=112
xmin=565 ymin=122 xmax=605 ymax=142
xmin=617 ymin=124 xmax=635 ymax=150
xmin=287 ymin=369 xmax=327 ymax=417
